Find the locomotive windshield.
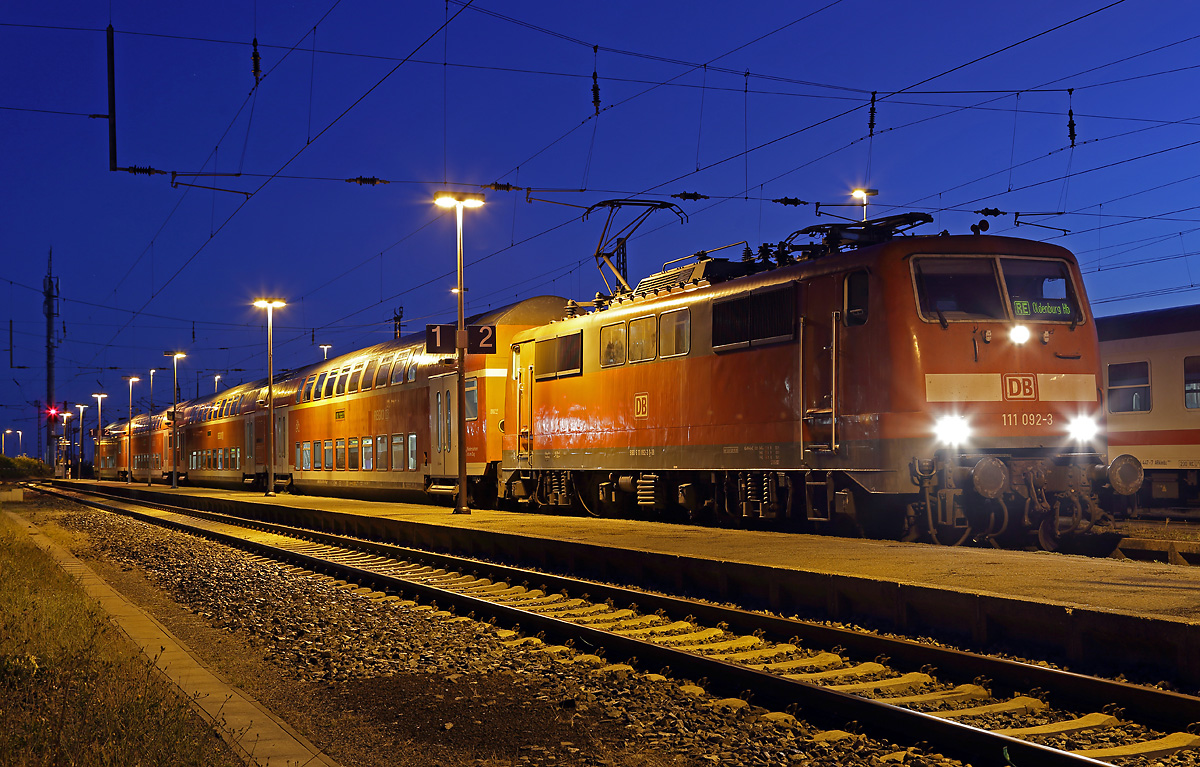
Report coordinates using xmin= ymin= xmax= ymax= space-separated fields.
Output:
xmin=913 ymin=256 xmax=1081 ymax=323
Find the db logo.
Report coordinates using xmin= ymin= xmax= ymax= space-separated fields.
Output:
xmin=1003 ymin=374 xmax=1037 ymax=400
xmin=634 ymin=393 xmax=649 ymax=419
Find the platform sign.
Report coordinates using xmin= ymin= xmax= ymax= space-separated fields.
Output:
xmin=467 ymin=325 xmax=497 ymax=355
xmin=426 ymin=324 xmax=456 ymax=354
xmin=426 ymin=324 xmax=498 ymax=355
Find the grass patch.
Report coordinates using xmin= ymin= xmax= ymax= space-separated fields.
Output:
xmin=0 ymin=512 xmax=239 ymax=766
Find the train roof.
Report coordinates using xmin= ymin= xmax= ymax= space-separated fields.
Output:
xmin=1095 ymin=303 xmax=1200 ymax=341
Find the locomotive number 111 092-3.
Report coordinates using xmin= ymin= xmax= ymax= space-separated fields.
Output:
xmin=1001 ymin=412 xmax=1055 ymax=427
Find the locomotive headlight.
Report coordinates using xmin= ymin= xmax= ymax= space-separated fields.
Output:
xmin=934 ymin=415 xmax=971 ymax=446
xmin=1009 ymin=325 xmax=1031 ymax=344
xmin=1067 ymin=415 xmax=1099 ymax=442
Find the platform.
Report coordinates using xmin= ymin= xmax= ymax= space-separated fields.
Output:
xmin=49 ymin=480 xmax=1200 ymax=687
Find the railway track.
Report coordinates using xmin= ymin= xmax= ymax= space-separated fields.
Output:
xmin=38 ymin=484 xmax=1200 ymax=766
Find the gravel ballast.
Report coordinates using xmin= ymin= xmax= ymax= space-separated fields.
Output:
xmin=17 ymin=496 xmax=970 ymax=767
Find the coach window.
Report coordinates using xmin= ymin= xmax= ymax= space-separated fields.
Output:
xmin=335 ymin=438 xmax=346 ymax=470
xmin=312 ymin=440 xmax=322 ymax=470
xmin=322 ymin=370 xmax=337 ymax=399
xmin=435 ymin=392 xmax=443 ymax=450
xmin=391 ymin=434 xmax=404 ymax=471
xmin=844 ymin=270 xmax=869 ymax=326
xmin=391 ymin=351 xmax=409 ymax=385
xmin=347 ymin=362 xmax=365 ymax=394
xmin=348 ymin=438 xmax=360 ymax=470
xmin=302 ymin=441 xmax=312 ymax=470
xmin=660 ymin=309 xmax=691 ymax=357
xmin=1108 ymin=361 xmax=1151 ymax=412
xmin=373 ymin=353 xmax=392 ymax=388
xmin=1185 ymin=356 xmax=1200 ymax=409
xmin=323 ymin=439 xmax=334 ymax=470
xmin=407 ymin=356 xmax=419 ymax=382
xmin=362 ymin=437 xmax=374 ymax=470
xmin=294 ymin=442 xmax=301 ymax=469
xmin=361 ymin=359 xmax=376 ymax=392
xmin=301 ymin=375 xmax=317 ymax=402
xmin=408 ymin=433 xmax=418 ymax=470
xmin=465 ymin=378 xmax=479 ymax=420
xmin=629 ymin=316 xmax=657 ymax=362
xmin=600 ymin=322 xmax=626 ymax=367
xmin=376 ymin=434 xmax=387 ymax=470
xmin=333 ymin=366 xmax=352 ymax=396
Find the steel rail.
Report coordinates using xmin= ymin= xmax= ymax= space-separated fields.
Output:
xmin=34 ymin=484 xmax=1156 ymax=766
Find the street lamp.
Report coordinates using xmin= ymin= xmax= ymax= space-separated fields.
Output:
xmin=2 ymin=429 xmax=9 ymax=457
xmin=75 ymin=404 xmax=88 ymax=479
xmin=253 ymin=299 xmax=285 ymax=497
xmin=123 ymin=375 xmax=139 ymax=483
xmin=434 ymin=190 xmax=485 ymax=515
xmin=319 ymin=344 xmax=332 ymax=361
xmin=214 ymin=374 xmax=221 ymax=393
xmin=164 ymin=352 xmax=186 ymax=488
xmin=148 ymin=368 xmax=164 ymax=486
xmin=15 ymin=430 xmax=22 ymax=456
xmin=92 ymin=393 xmax=107 ymax=481
xmin=62 ymin=412 xmax=72 ymax=478
xmin=851 ymin=188 xmax=878 ymax=222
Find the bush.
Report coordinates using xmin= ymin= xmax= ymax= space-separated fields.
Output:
xmin=0 ymin=455 xmax=52 ymax=480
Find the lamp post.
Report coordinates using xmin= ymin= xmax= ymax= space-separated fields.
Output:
xmin=253 ymin=299 xmax=285 ymax=497
xmin=2 ymin=429 xmax=9 ymax=457
xmin=320 ymin=344 xmax=331 ymax=361
xmin=75 ymin=404 xmax=88 ymax=479
xmin=16 ymin=430 xmax=22 ymax=456
xmin=164 ymin=352 xmax=185 ymax=489
xmin=851 ymin=188 xmax=878 ymax=222
xmin=214 ymin=374 xmax=221 ymax=393
xmin=434 ymin=190 xmax=485 ymax=515
xmin=148 ymin=368 xmax=162 ymax=486
xmin=92 ymin=393 xmax=107 ymax=480
xmin=123 ymin=375 xmax=139 ymax=483
xmin=62 ymin=412 xmax=72 ymax=478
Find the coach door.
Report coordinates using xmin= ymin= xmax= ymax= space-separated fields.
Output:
xmin=428 ymin=372 xmax=458 ymax=479
xmin=274 ymin=409 xmax=288 ymax=474
xmin=244 ymin=419 xmax=256 ymax=475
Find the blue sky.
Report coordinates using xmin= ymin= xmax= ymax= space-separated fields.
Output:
xmin=3 ymin=0 xmax=1199 ymax=455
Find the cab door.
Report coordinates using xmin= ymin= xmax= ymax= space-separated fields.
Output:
xmin=428 ymin=372 xmax=458 ymax=479
xmin=515 ymin=342 xmax=534 ymax=469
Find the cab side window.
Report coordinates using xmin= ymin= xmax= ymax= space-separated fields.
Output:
xmin=845 ymin=270 xmax=869 ymax=326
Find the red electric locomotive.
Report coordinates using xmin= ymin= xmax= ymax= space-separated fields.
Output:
xmin=499 ymin=213 xmax=1143 ymax=551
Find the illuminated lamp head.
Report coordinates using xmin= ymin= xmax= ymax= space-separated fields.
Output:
xmin=934 ymin=414 xmax=971 ymax=446
xmin=1067 ymin=415 xmax=1099 ymax=443
xmin=1009 ymin=325 xmax=1031 ymax=344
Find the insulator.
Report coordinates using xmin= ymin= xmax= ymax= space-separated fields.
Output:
xmin=756 ymin=244 xmax=774 ymax=265
xmin=484 ymin=182 xmax=521 ymax=192
xmin=346 ymin=176 xmax=389 ymax=186
xmin=252 ymin=38 xmax=262 ymax=85
xmin=976 ymin=207 xmax=1004 ymax=217
xmin=671 ymin=191 xmax=710 ymax=201
xmin=592 ymin=71 xmax=600 ymax=116
xmin=741 ymin=245 xmax=755 ymax=262
xmin=1067 ymin=108 xmax=1076 ymax=148
xmin=772 ymin=197 xmax=807 ymax=207
xmin=124 ymin=165 xmax=164 ymax=176
xmin=868 ymin=91 xmax=877 ymax=137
